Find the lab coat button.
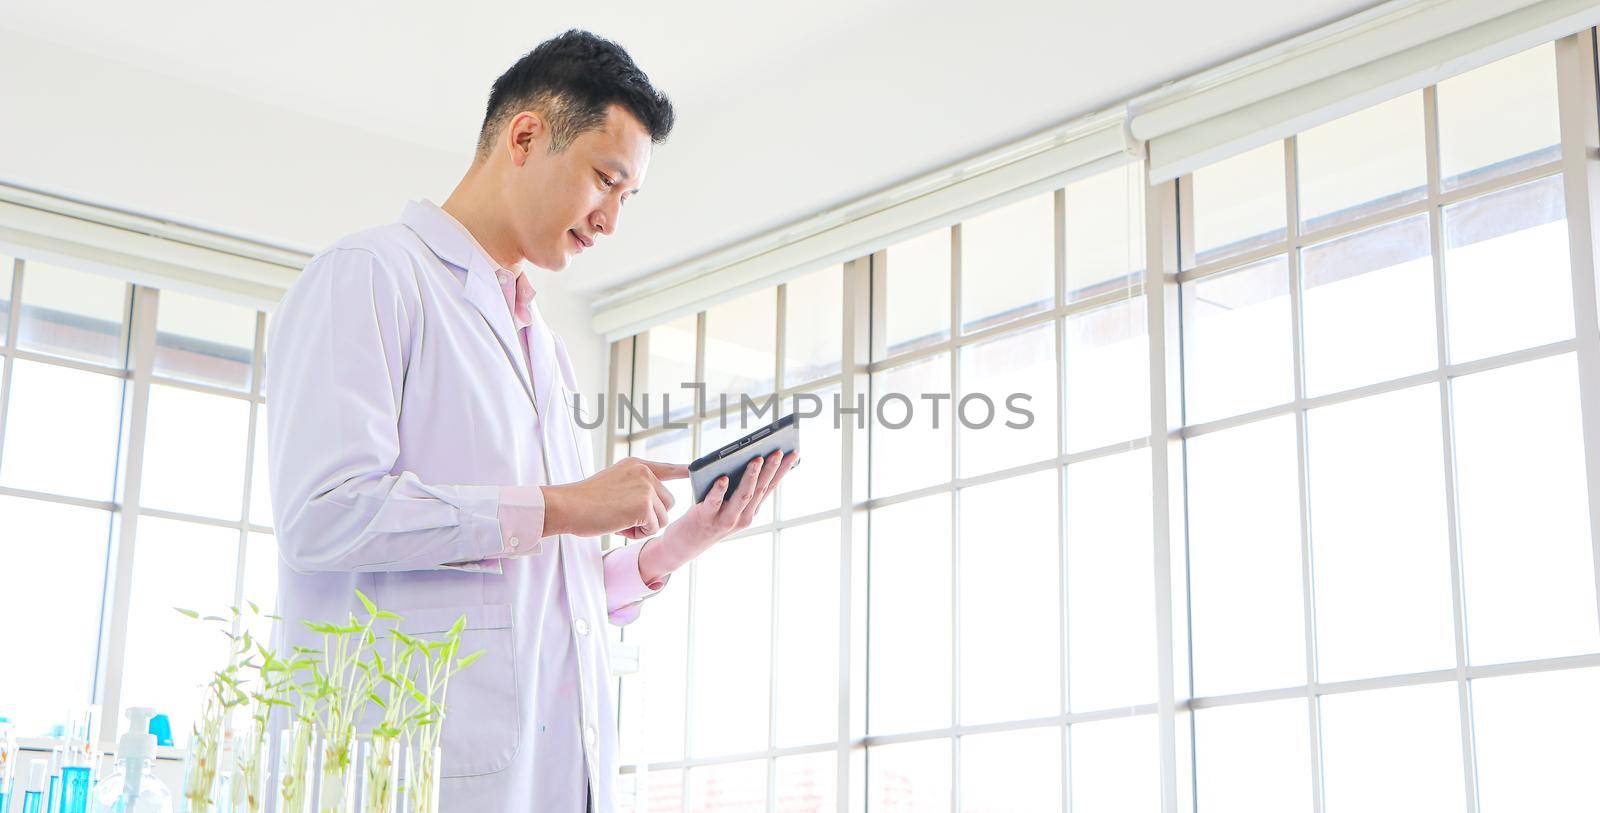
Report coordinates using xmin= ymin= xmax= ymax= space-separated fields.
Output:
xmin=508 ymin=536 xmax=521 ymax=549
xmin=574 ymin=618 xmax=590 ymax=636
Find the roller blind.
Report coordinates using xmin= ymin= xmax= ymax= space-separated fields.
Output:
xmin=1131 ymin=0 xmax=1600 ymax=183
xmin=0 ymin=182 xmax=307 ymax=311
xmin=589 ymin=108 xmax=1137 ymax=341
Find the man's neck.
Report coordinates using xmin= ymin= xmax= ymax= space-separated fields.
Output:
xmin=441 ymin=174 xmax=524 ymax=271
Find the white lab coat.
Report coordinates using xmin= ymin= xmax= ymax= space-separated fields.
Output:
xmin=266 ymin=201 xmax=656 ymax=811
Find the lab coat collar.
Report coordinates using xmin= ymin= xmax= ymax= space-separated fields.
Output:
xmin=400 ymin=200 xmax=538 ymax=407
xmin=399 ymin=199 xmax=531 ymax=284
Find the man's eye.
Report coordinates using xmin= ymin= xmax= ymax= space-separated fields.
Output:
xmin=598 ymin=173 xmax=615 ymax=188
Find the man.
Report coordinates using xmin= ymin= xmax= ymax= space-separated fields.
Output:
xmin=266 ymin=30 xmax=797 ymax=811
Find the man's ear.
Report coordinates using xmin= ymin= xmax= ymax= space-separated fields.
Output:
xmin=506 ymin=111 xmax=546 ymax=167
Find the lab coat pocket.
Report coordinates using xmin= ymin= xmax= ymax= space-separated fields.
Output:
xmin=394 ymin=602 xmax=521 ymax=778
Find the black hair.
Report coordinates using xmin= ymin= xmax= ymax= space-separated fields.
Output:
xmin=477 ymin=29 xmax=675 ymax=157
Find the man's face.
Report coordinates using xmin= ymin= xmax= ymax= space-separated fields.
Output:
xmin=504 ymin=104 xmax=652 ymax=271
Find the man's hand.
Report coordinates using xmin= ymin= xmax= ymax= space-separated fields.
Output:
xmin=541 ymin=457 xmax=689 ymax=539
xmin=637 ymin=450 xmax=799 ymax=583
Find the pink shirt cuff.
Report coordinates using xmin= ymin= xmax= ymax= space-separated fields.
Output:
xmin=602 ymin=540 xmax=669 ymax=625
xmin=489 ymin=484 xmax=548 ymax=559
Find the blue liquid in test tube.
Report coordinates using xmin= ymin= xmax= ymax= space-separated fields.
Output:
xmin=58 ymin=766 xmax=92 ymax=813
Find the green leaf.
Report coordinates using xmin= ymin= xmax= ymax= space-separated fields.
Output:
xmin=354 ymin=589 xmax=377 ymax=617
xmin=447 ymin=615 xmax=467 ymax=637
xmin=375 ymin=610 xmax=402 ymax=621
xmin=175 ymin=607 xmax=201 ymax=619
xmin=455 ymin=650 xmax=485 ymax=671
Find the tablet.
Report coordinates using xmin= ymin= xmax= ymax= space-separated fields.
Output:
xmin=689 ymin=413 xmax=799 ymax=503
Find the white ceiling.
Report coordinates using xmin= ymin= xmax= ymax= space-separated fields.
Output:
xmin=3 ymin=0 xmax=1378 ymax=295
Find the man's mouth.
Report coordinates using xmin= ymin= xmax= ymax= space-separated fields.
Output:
xmin=568 ymin=229 xmax=593 ymax=251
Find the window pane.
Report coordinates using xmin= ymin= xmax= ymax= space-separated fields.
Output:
xmin=0 ymin=359 xmax=123 ymax=501
xmin=1308 ymin=384 xmax=1454 ymax=683
xmin=153 ymin=289 xmax=256 ymax=390
xmin=1319 ymin=683 xmax=1465 ymax=813
xmin=958 ymin=322 xmax=1056 ymax=476
xmin=1065 ymin=297 xmax=1148 ymax=453
xmin=779 ymin=385 xmax=842 ymax=520
xmin=1069 ymin=715 xmax=1158 ymax=813
xmin=1066 ymin=449 xmax=1155 ymax=711
xmin=869 ymin=494 xmax=952 ymax=735
xmin=1438 ymin=43 xmax=1560 ymax=190
xmin=639 ymin=769 xmax=684 ymax=813
xmin=1295 ymin=92 xmax=1426 ymax=232
xmin=775 ymin=751 xmax=836 ymax=813
xmin=249 ymin=405 xmax=272 ymax=528
xmin=1187 ymin=416 xmax=1306 ymax=696
xmin=784 ymin=265 xmax=843 ymax=386
xmin=640 ymin=426 xmax=693 ymax=526
xmin=868 ymin=739 xmax=950 ymax=813
xmin=687 ymin=758 xmax=766 ymax=813
xmin=0 ymin=497 xmax=109 ymax=736
xmin=1194 ymin=699 xmax=1312 ymax=813
xmin=959 ymin=727 xmax=1061 ymax=812
xmin=689 ymin=533 xmax=772 ymax=757
xmin=639 ymin=314 xmax=697 ymax=428
xmin=1181 ymin=256 xmax=1293 ymax=423
xmin=120 ymin=516 xmax=239 ymax=749
xmin=1472 ymin=668 xmax=1600 ymax=812
xmin=775 ymin=519 xmax=840 ymax=747
xmin=1065 ymin=163 xmax=1145 ymax=302
xmin=1443 ymin=175 xmax=1573 ymax=363
xmin=1453 ymin=355 xmax=1598 ymax=665
xmin=620 ymin=556 xmax=690 ymax=764
xmin=1192 ymin=141 xmax=1287 ymax=265
xmin=0 ymin=258 xmax=13 ymax=346
xmin=960 ymin=471 xmax=1059 ymax=724
xmin=961 ymin=192 xmax=1054 ymax=333
xmin=884 ymin=228 xmax=951 ymax=357
xmin=16 ymin=261 xmax=126 ymax=366
xmin=140 ymin=383 xmax=250 ymax=520
xmin=1300 ymin=214 xmax=1436 ymax=396
xmin=705 ymin=289 xmax=776 ymax=410
xmin=870 ymin=354 xmax=951 ymax=497
xmin=241 ymin=532 xmax=278 ymax=647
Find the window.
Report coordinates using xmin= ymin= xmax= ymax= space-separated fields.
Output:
xmin=612 ymin=35 xmax=1600 ymax=813
xmin=0 ymin=258 xmax=275 ymax=748
xmin=1182 ymin=41 xmax=1599 ymax=813
xmin=615 ymin=163 xmax=1151 ymax=811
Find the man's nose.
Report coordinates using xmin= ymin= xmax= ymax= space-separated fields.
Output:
xmin=593 ymin=201 xmax=621 ymax=236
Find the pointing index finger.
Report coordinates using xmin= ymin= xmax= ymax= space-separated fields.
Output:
xmin=640 ymin=459 xmax=691 ymax=480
